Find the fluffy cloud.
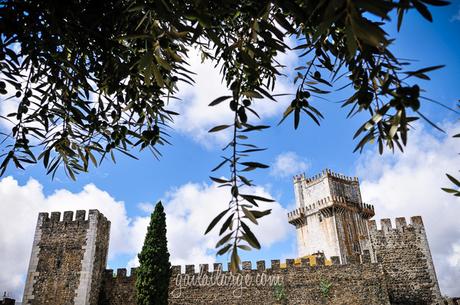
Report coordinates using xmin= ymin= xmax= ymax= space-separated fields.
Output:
xmin=0 ymin=178 xmax=289 ymax=299
xmin=270 ymin=151 xmax=310 ymax=178
xmin=0 ymin=178 xmax=132 ymax=298
xmin=448 ymin=243 xmax=460 ymax=267
xmin=357 ymin=122 xmax=460 ymax=296
xmin=172 ymin=45 xmax=298 ymax=147
xmin=129 ymin=182 xmax=290 ymax=267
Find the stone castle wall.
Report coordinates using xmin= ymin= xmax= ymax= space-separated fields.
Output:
xmin=21 ymin=209 xmax=445 ymax=305
xmin=99 ymin=258 xmax=390 ymax=305
xmin=98 ymin=216 xmax=442 ymax=305
xmin=22 ymin=210 xmax=110 ymax=305
xmin=98 ymin=268 xmax=136 ymax=305
xmin=368 ymin=216 xmax=442 ymax=305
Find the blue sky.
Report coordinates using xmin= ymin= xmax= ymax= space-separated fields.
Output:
xmin=1 ymin=4 xmax=460 ymax=299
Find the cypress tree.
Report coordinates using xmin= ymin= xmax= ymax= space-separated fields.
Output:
xmin=136 ymin=201 xmax=171 ymax=305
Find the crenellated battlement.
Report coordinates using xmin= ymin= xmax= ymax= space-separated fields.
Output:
xmin=293 ymin=172 xmax=306 ymax=182
xmin=102 ymin=259 xmax=369 ymax=279
xmin=104 ymin=268 xmax=138 ymax=280
xmin=293 ymin=169 xmax=359 ymax=186
xmin=167 ymin=254 xmax=374 ymax=275
xmin=36 ymin=209 xmax=109 ymax=227
xmin=368 ymin=216 xmax=425 ymax=234
xmin=287 ymin=195 xmax=374 ymax=225
xmin=101 ymin=253 xmax=375 ymax=280
xmin=368 ymin=215 xmax=442 ymax=304
xmin=98 ymin=253 xmax=389 ymax=305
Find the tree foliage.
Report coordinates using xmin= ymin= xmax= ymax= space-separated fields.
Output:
xmin=136 ymin=201 xmax=171 ymax=305
xmin=442 ymin=101 xmax=460 ymax=197
xmin=0 ymin=0 xmax=452 ymax=270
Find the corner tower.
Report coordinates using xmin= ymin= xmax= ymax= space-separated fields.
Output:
xmin=287 ymin=169 xmax=374 ymax=263
xmin=22 ymin=210 xmax=110 ymax=305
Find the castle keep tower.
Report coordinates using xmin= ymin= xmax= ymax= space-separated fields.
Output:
xmin=287 ymin=169 xmax=375 ymax=263
xmin=22 ymin=210 xmax=110 ymax=305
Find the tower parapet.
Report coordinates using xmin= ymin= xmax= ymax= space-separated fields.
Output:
xmin=288 ymin=196 xmax=375 ymax=227
xmin=293 ymin=169 xmax=359 ymax=186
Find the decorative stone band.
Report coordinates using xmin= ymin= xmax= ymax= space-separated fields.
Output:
xmin=103 ymin=251 xmax=374 ymax=282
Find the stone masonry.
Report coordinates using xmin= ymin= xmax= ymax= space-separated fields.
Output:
xmin=368 ymin=217 xmax=442 ymax=305
xmin=22 ymin=210 xmax=110 ymax=305
xmin=99 ymin=257 xmax=391 ymax=305
xmin=21 ymin=170 xmax=445 ymax=305
xmin=289 ymin=169 xmax=375 ymax=264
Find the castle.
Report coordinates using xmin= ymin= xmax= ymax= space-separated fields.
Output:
xmin=18 ymin=170 xmax=457 ymax=305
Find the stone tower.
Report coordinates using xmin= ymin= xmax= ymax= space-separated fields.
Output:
xmin=368 ymin=217 xmax=442 ymax=304
xmin=22 ymin=210 xmax=110 ymax=305
xmin=287 ymin=169 xmax=375 ymax=263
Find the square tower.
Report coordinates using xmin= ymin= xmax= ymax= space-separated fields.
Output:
xmin=287 ymin=169 xmax=374 ymax=263
xmin=22 ymin=210 xmax=110 ymax=305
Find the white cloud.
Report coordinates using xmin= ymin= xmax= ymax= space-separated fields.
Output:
xmin=0 ymin=178 xmax=132 ymax=299
xmin=357 ymin=122 xmax=460 ymax=296
xmin=450 ymin=8 xmax=460 ymax=22
xmin=137 ymin=202 xmax=155 ymax=213
xmin=271 ymin=151 xmax=310 ymax=178
xmin=0 ymin=178 xmax=289 ymax=299
xmin=172 ymin=42 xmax=298 ymax=148
xmin=448 ymin=243 xmax=460 ymax=267
xmin=0 ymin=82 xmax=21 ymax=130
xmin=129 ymin=182 xmax=290 ymax=268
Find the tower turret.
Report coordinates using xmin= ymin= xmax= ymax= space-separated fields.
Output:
xmin=288 ymin=169 xmax=374 ymax=263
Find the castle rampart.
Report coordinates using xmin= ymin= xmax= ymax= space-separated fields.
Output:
xmin=98 ymin=268 xmax=137 ymax=305
xmin=20 ymin=209 xmax=445 ymax=305
xmin=20 ymin=167 xmax=447 ymax=305
xmin=99 ymin=258 xmax=390 ymax=305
